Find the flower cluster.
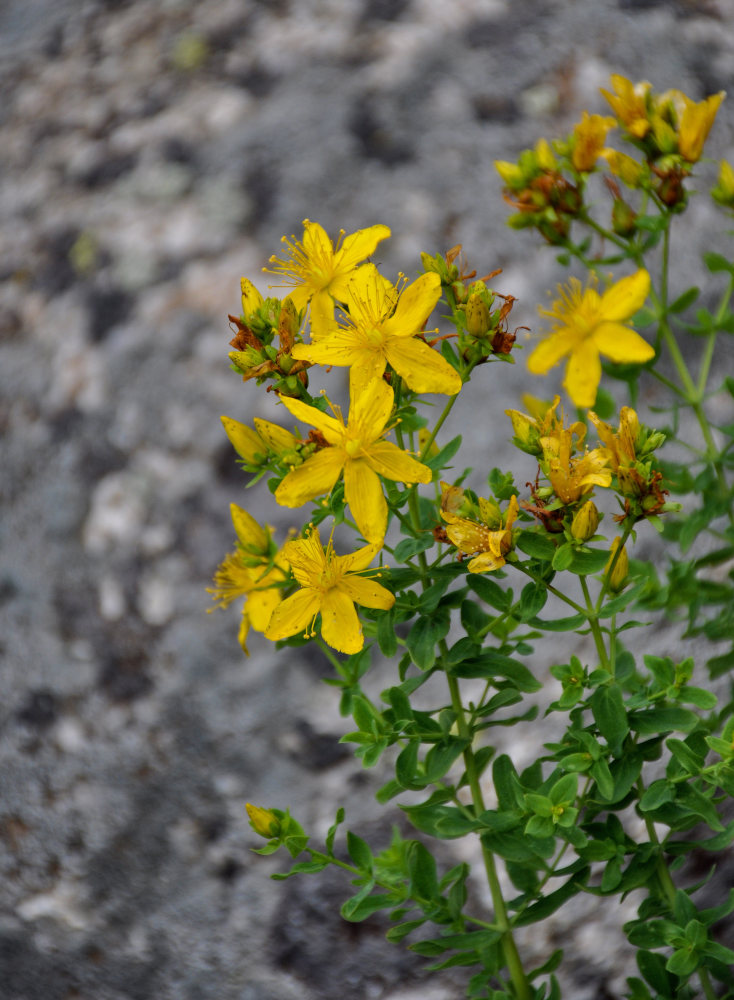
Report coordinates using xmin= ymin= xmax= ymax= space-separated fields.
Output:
xmin=211 ymin=221 xmax=520 ymax=653
xmin=495 ymin=74 xmax=725 ymax=239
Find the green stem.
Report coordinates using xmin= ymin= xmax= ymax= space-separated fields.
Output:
xmin=445 ymin=662 xmax=532 ymax=1000
xmin=636 ymin=781 xmax=716 ymax=1000
xmin=579 ymin=576 xmax=610 ymax=672
xmin=418 ymin=389 xmax=463 ymax=462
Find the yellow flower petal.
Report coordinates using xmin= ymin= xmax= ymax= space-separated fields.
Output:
xmin=283 ymin=531 xmax=327 ymax=585
xmin=598 ymin=269 xmax=649 ymax=323
xmin=348 ymin=375 xmax=393 ymax=441
xmin=385 ymin=336 xmax=462 ymax=395
xmin=593 ymin=323 xmax=654 ymax=364
xmin=320 ymin=589 xmax=364 ymax=653
xmin=247 ymin=574 xmax=285 ymax=631
xmin=336 ymin=224 xmax=391 ymax=274
xmin=275 ymin=448 xmax=344 ymax=507
xmin=265 ymin=589 xmax=321 ymax=641
xmin=366 ymin=441 xmax=432 ymax=484
xmin=527 ymin=328 xmax=574 ymax=374
xmin=339 ymin=573 xmax=395 ymax=610
xmin=344 ymin=459 xmax=387 ymax=543
xmin=277 ymin=395 xmax=343 ymax=444
xmin=384 ymin=272 xmax=441 ymax=338
xmin=563 ymin=338 xmax=601 ymax=409
xmin=466 ymin=551 xmax=505 ymax=573
xmin=336 ymin=541 xmax=382 ymax=575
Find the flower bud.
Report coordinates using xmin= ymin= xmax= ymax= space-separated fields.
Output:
xmin=278 ymin=297 xmax=299 ymax=352
xmin=465 ymin=293 xmax=490 ymax=338
xmin=221 ymin=415 xmax=266 ymax=463
xmin=505 ymin=408 xmax=542 ymax=455
xmin=241 ymin=278 xmax=263 ymax=319
xmin=611 ymin=198 xmax=637 ymax=237
xmin=246 ymin=803 xmax=280 ymax=838
xmin=712 ymin=160 xmax=734 ymax=208
xmin=495 ymin=159 xmax=524 ymax=188
xmin=571 ymin=500 xmax=600 ymax=541
xmin=605 ymin=538 xmax=629 ymax=592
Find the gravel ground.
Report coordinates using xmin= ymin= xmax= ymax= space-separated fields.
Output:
xmin=2 ymin=2 xmax=734 ymax=998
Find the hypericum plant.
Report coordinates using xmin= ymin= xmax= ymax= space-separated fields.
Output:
xmin=211 ymin=76 xmax=734 ymax=999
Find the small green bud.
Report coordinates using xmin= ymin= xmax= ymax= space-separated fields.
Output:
xmin=611 ymin=198 xmax=637 ymax=237
xmin=465 ymin=292 xmax=490 ymax=338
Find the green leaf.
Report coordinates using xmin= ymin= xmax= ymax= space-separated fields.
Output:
xmin=406 ymin=613 xmax=449 ymax=670
xmin=529 ymin=613 xmax=586 ymax=632
xmin=467 ymin=573 xmax=511 ymax=611
xmin=514 ymin=869 xmax=589 ymax=927
xmin=341 ymin=890 xmax=394 ymax=921
xmin=666 ymin=947 xmax=698 ymax=978
xmin=590 ymin=684 xmax=629 ymax=753
xmin=550 ymin=773 xmax=578 ymax=805
xmin=637 ymin=949 xmax=675 ymax=995
xmin=669 ymin=286 xmax=700 ymax=313
xmin=516 ymin=532 xmax=557 ymax=561
xmin=590 ymin=758 xmax=615 ymax=801
xmin=703 ymin=250 xmax=734 ymax=274
xmin=677 ymin=685 xmax=717 ymax=710
xmin=424 ymin=739 xmax=469 ymax=782
xmin=325 ymin=807 xmax=345 ymax=854
xmin=376 ymin=608 xmax=398 ymax=657
xmin=347 ymin=831 xmax=373 ymax=871
xmin=425 ymin=434 xmax=462 ymax=472
xmin=666 ymin=737 xmax=704 ymax=774
xmin=408 ymin=841 xmax=439 ymax=901
xmin=639 ymin=779 xmax=675 ymax=812
xmin=394 ymin=535 xmax=435 ymax=561
xmin=567 ymin=548 xmax=612 ymax=575
xmin=386 ymin=919 xmax=426 ymax=943
xmin=451 ymin=650 xmax=541 ymax=692
xmin=551 ymin=543 xmax=574 ymax=572
xmin=517 ymin=582 xmax=547 ymax=621
xmin=396 ymin=741 xmax=421 ymax=789
xmin=629 ymin=707 xmax=699 ymax=734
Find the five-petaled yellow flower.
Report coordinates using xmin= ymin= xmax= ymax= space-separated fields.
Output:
xmin=265 ymin=527 xmax=394 ymax=654
xmin=442 ymin=494 xmax=520 ymax=573
xmin=292 ymin=264 xmax=462 ymax=395
xmin=275 ymin=375 xmax=432 ymax=543
xmin=208 ymin=505 xmax=289 ymax=654
xmin=527 ymin=270 xmax=653 ymax=408
xmin=265 ymin=219 xmax=390 ymax=332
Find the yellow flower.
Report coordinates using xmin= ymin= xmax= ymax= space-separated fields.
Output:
xmin=546 ymin=428 xmax=611 ymax=505
xmin=589 ymin=407 xmax=639 ymax=476
xmin=571 ymin=112 xmax=616 ymax=172
xmin=208 ymin=505 xmax=289 ymax=654
xmin=274 ymin=375 xmax=431 ymax=543
xmin=527 ymin=270 xmax=653 ymax=408
xmin=264 ymin=219 xmax=391 ymax=332
xmin=264 ymin=527 xmax=394 ymax=654
xmin=600 ymin=75 xmax=652 ymax=138
xmin=292 ymin=264 xmax=462 ymax=395
xmin=676 ymin=90 xmax=725 ymax=163
xmin=442 ymin=494 xmax=519 ymax=573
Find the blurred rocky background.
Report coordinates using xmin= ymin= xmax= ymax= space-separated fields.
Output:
xmin=2 ymin=1 xmax=734 ymax=998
